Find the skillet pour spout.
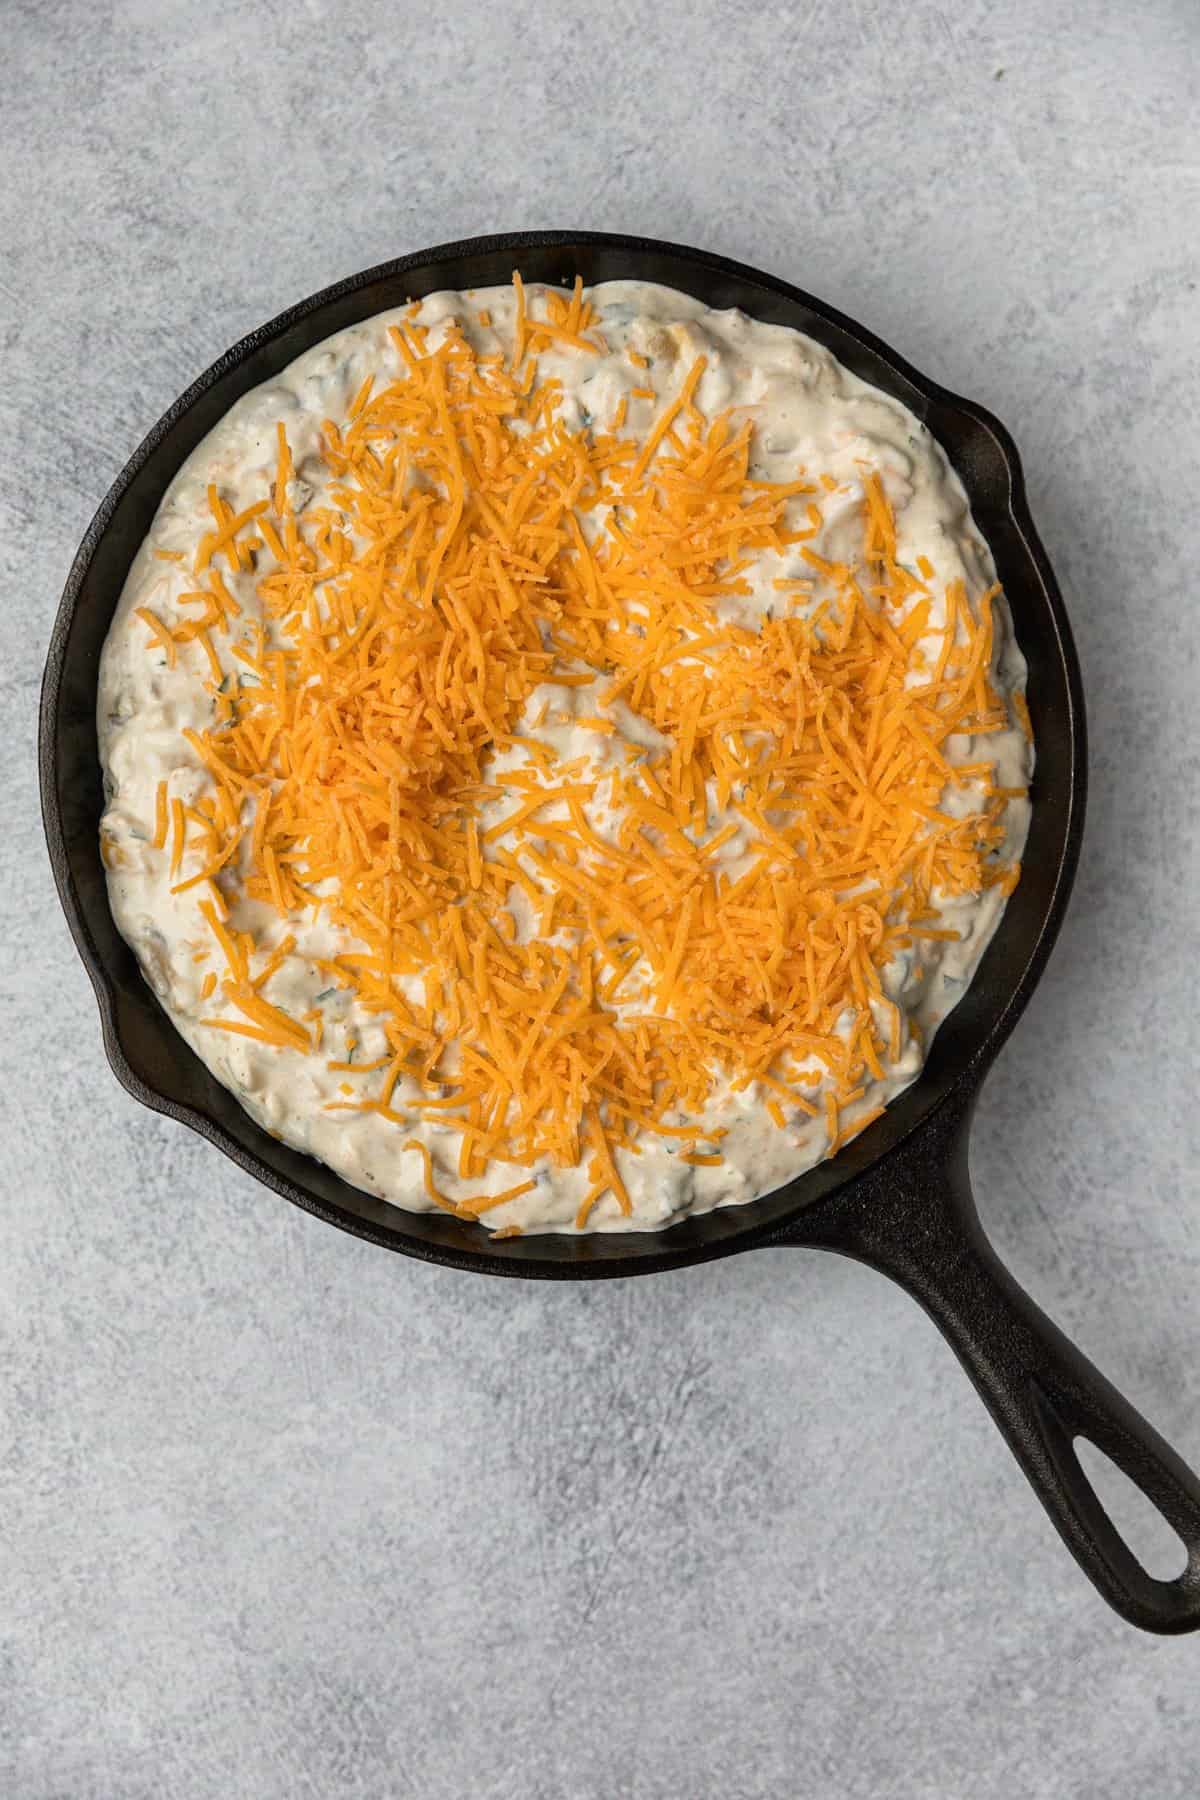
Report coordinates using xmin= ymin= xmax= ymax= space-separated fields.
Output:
xmin=39 ymin=229 xmax=1200 ymax=1631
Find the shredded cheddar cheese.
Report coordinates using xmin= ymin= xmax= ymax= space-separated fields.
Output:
xmin=137 ymin=276 xmax=1026 ymax=1227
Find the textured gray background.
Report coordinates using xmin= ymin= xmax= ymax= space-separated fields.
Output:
xmin=3 ymin=0 xmax=1199 ymax=1793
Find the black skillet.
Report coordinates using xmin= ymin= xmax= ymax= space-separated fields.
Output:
xmin=39 ymin=231 xmax=1200 ymax=1632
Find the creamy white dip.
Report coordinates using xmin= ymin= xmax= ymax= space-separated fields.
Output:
xmin=98 ymin=280 xmax=1032 ymax=1234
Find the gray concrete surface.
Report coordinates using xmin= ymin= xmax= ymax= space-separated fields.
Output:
xmin=4 ymin=0 xmax=1200 ymax=1793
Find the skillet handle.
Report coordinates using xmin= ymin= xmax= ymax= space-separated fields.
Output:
xmin=780 ymin=1091 xmax=1200 ymax=1633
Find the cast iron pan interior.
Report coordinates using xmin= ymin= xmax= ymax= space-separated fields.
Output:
xmin=39 ymin=232 xmax=1200 ymax=1630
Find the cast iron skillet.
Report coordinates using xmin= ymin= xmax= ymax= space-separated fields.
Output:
xmin=40 ymin=231 xmax=1200 ymax=1632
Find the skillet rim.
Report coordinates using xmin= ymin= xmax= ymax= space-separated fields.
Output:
xmin=38 ymin=228 xmax=1087 ymax=1278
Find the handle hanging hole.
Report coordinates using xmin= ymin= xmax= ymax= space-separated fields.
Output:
xmin=1075 ymin=1438 xmax=1188 ymax=1581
